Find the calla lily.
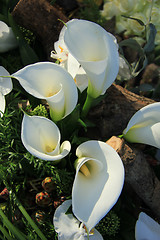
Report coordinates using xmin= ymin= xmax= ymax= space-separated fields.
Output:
xmin=13 ymin=62 xmax=78 ymax=122
xmin=0 ymin=66 xmax=13 ymax=116
xmin=21 ymin=114 xmax=71 ymax=162
xmin=0 ymin=21 xmax=18 ymax=53
xmin=51 ymin=25 xmax=88 ymax=92
xmin=53 ymin=199 xmax=103 ymax=240
xmin=0 ymin=92 xmax=5 ymax=117
xmin=74 ymin=66 xmax=88 ymax=93
xmin=64 ymin=19 xmax=119 ymax=98
xmin=72 ymin=140 xmax=124 ymax=232
xmin=123 ymin=102 xmax=160 ymax=148
xmin=135 ymin=212 xmax=160 ymax=240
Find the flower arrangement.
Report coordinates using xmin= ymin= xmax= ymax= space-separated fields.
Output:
xmin=0 ymin=1 xmax=160 ymax=239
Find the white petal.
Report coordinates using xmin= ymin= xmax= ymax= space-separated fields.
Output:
xmin=0 ymin=21 xmax=18 ymax=53
xmin=135 ymin=212 xmax=160 ymax=240
xmin=64 ymin=19 xmax=119 ymax=98
xmin=0 ymin=66 xmax=12 ymax=95
xmin=51 ymin=25 xmax=68 ymax=63
xmin=21 ymin=114 xmax=71 ymax=161
xmin=74 ymin=67 xmax=88 ymax=92
xmin=123 ymin=122 xmax=160 ymax=148
xmin=118 ymin=56 xmax=131 ymax=80
xmin=54 ymin=200 xmax=84 ymax=240
xmin=0 ymin=92 xmax=5 ymax=117
xmin=67 ymin=53 xmax=80 ymax=79
xmin=13 ymin=62 xmax=78 ymax=120
xmin=124 ymin=102 xmax=160 ymax=133
xmin=72 ymin=140 xmax=124 ymax=231
xmin=53 ymin=200 xmax=103 ymax=240
xmin=47 ymin=84 xmax=65 ymax=122
xmin=123 ymin=102 xmax=160 ymax=148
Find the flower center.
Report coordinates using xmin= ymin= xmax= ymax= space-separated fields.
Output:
xmin=47 ymin=89 xmax=60 ymax=97
xmin=45 ymin=145 xmax=54 ymax=153
xmin=83 ymin=224 xmax=94 ymax=235
xmin=79 ymin=164 xmax=91 ymax=177
xmin=59 ymin=45 xmax=64 ymax=53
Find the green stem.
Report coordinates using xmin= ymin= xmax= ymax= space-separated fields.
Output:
xmin=0 ymin=208 xmax=26 ymax=240
xmin=86 ymin=227 xmax=90 ymax=240
xmin=81 ymin=94 xmax=94 ymax=118
xmin=13 ymin=194 xmax=47 ymax=240
xmin=118 ymin=134 xmax=124 ymax=138
xmin=0 ymin=223 xmax=13 ymax=240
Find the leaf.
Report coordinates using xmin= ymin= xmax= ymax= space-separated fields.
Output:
xmin=119 ymin=39 xmax=147 ymax=77
xmin=144 ymin=23 xmax=157 ymax=53
xmin=139 ymin=83 xmax=154 ymax=92
xmin=131 ymin=55 xmax=148 ymax=77
xmin=122 ymin=15 xmax=145 ymax=26
xmin=119 ymin=39 xmax=144 ymax=57
xmin=0 ymin=14 xmax=8 ymax=23
xmin=8 ymin=12 xmax=39 ymax=65
xmin=18 ymin=39 xmax=39 ymax=65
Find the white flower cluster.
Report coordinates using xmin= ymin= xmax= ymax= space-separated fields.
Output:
xmin=101 ymin=0 xmax=160 ymax=44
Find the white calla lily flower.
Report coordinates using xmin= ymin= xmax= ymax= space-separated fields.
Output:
xmin=0 ymin=92 xmax=5 ymax=117
xmin=64 ymin=19 xmax=119 ymax=98
xmin=51 ymin=25 xmax=69 ymax=65
xmin=0 ymin=21 xmax=18 ymax=53
xmin=123 ymin=102 xmax=160 ymax=148
xmin=135 ymin=212 xmax=160 ymax=240
xmin=72 ymin=140 xmax=124 ymax=231
xmin=13 ymin=62 xmax=78 ymax=121
xmin=74 ymin=66 xmax=88 ymax=93
xmin=0 ymin=66 xmax=13 ymax=116
xmin=53 ymin=200 xmax=103 ymax=240
xmin=0 ymin=66 xmax=13 ymax=95
xmin=51 ymin=25 xmax=88 ymax=92
xmin=21 ymin=114 xmax=71 ymax=162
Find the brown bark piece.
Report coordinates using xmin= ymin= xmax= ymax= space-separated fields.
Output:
xmin=88 ymin=84 xmax=155 ymax=140
xmin=12 ymin=0 xmax=68 ymax=57
xmin=106 ymin=136 xmax=160 ymax=218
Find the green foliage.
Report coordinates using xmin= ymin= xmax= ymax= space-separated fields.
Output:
xmin=78 ymin=0 xmax=106 ymax=26
xmin=96 ymin=210 xmax=120 ymax=237
xmin=54 ymin=169 xmax=74 ymax=196
xmin=19 ymin=26 xmax=35 ymax=45
xmin=0 ymin=51 xmax=22 ymax=74
xmin=31 ymin=104 xmax=49 ymax=118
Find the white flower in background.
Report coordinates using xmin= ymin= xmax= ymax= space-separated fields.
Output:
xmin=13 ymin=62 xmax=78 ymax=122
xmin=101 ymin=0 xmax=160 ymax=44
xmin=0 ymin=66 xmax=13 ymax=116
xmin=53 ymin=200 xmax=103 ymax=240
xmin=21 ymin=114 xmax=71 ymax=162
xmin=135 ymin=212 xmax=160 ymax=240
xmin=51 ymin=25 xmax=69 ymax=65
xmin=0 ymin=21 xmax=18 ymax=53
xmin=117 ymin=56 xmax=131 ymax=80
xmin=72 ymin=140 xmax=124 ymax=232
xmin=64 ymin=19 xmax=119 ymax=98
xmin=51 ymin=25 xmax=88 ymax=92
xmin=123 ymin=102 xmax=160 ymax=148
xmin=124 ymin=12 xmax=147 ymax=37
xmin=100 ymin=1 xmax=120 ymax=20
